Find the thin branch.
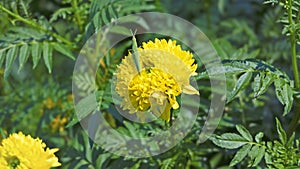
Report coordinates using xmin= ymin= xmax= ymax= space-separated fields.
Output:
xmin=0 ymin=4 xmax=74 ymax=46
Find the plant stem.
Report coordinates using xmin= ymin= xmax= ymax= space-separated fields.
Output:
xmin=287 ymin=98 xmax=300 ymax=137
xmin=0 ymin=4 xmax=73 ymax=46
xmin=287 ymin=0 xmax=300 ymax=89
xmin=71 ymin=0 xmax=83 ymax=33
xmin=287 ymin=0 xmax=300 ymax=138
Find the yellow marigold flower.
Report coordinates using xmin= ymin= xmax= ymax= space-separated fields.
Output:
xmin=50 ymin=114 xmax=68 ymax=133
xmin=0 ymin=132 xmax=61 ymax=169
xmin=43 ymin=98 xmax=55 ymax=109
xmin=115 ymin=39 xmax=199 ymax=122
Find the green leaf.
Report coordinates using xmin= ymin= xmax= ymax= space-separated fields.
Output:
xmin=274 ymin=79 xmax=293 ymax=115
xmin=210 ymin=133 xmax=248 ymax=149
xmin=75 ymin=94 xmax=97 ymax=121
xmin=255 ymin=73 xmax=274 ymax=97
xmin=221 ymin=59 xmax=290 ymax=79
xmin=253 ymin=74 xmax=261 ymax=96
xmin=282 ymin=83 xmax=293 ymax=115
xmin=123 ymin=121 xmax=138 ymax=137
xmin=0 ymin=50 xmax=6 ymax=68
xmin=248 ymin=49 xmax=260 ymax=58
xmin=101 ymin=9 xmax=109 ymax=24
xmin=109 ymin=26 xmax=132 ymax=36
xmin=42 ymin=42 xmax=53 ymax=73
xmin=121 ymin=5 xmax=156 ymax=15
xmin=52 ymin=43 xmax=75 ymax=60
xmin=108 ymin=5 xmax=117 ymax=19
xmin=31 ymin=43 xmax=41 ymax=69
xmin=252 ymin=147 xmax=265 ymax=166
xmin=161 ymin=158 xmax=176 ymax=169
xmin=287 ymin=132 xmax=295 ymax=147
xmin=227 ymin=72 xmax=252 ymax=102
xmin=236 ymin=125 xmax=253 ymax=141
xmin=276 ymin=118 xmax=287 ymax=144
xmin=218 ymin=0 xmax=226 ymax=14
xmin=255 ymin=132 xmax=264 ymax=143
xmin=18 ymin=44 xmax=30 ymax=72
xmin=274 ymin=79 xmax=285 ymax=104
xmin=229 ymin=144 xmax=252 ymax=166
xmin=92 ymin=12 xmax=102 ymax=30
xmin=66 ymin=114 xmax=79 ymax=128
xmin=95 ymin=153 xmax=111 ymax=168
xmin=4 ymin=46 xmax=18 ymax=78
xmin=248 ymin=145 xmax=259 ymax=167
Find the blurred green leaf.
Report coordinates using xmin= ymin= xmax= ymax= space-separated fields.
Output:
xmin=42 ymin=42 xmax=53 ymax=73
xmin=31 ymin=43 xmax=41 ymax=69
xmin=52 ymin=43 xmax=75 ymax=60
xmin=18 ymin=43 xmax=30 ymax=72
xmin=4 ymin=46 xmax=18 ymax=78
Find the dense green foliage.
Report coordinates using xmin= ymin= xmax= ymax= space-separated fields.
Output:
xmin=0 ymin=0 xmax=300 ymax=168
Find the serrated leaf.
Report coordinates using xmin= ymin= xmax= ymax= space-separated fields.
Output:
xmin=274 ymin=79 xmax=293 ymax=115
xmin=236 ymin=125 xmax=253 ymax=141
xmin=255 ymin=73 xmax=274 ymax=97
xmin=18 ymin=44 xmax=30 ymax=72
xmin=227 ymin=72 xmax=252 ymax=102
xmin=248 ymin=145 xmax=259 ymax=167
xmin=287 ymin=132 xmax=295 ymax=147
xmin=210 ymin=133 xmax=248 ymax=149
xmin=282 ymin=83 xmax=293 ymax=115
xmin=52 ymin=43 xmax=75 ymax=60
xmin=264 ymin=151 xmax=272 ymax=165
xmin=42 ymin=42 xmax=53 ymax=73
xmin=274 ymin=79 xmax=285 ymax=104
xmin=230 ymin=144 xmax=252 ymax=166
xmin=4 ymin=46 xmax=18 ymax=78
xmin=221 ymin=59 xmax=290 ymax=79
xmin=276 ymin=118 xmax=287 ymax=144
xmin=31 ymin=43 xmax=41 ymax=69
xmin=253 ymin=74 xmax=262 ymax=96
xmin=255 ymin=132 xmax=264 ymax=143
xmin=252 ymin=147 xmax=265 ymax=166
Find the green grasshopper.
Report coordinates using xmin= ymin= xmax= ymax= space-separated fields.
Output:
xmin=130 ymin=29 xmax=141 ymax=74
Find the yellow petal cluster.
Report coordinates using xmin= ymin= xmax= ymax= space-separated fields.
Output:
xmin=0 ymin=132 xmax=61 ymax=169
xmin=115 ymin=38 xmax=199 ymax=122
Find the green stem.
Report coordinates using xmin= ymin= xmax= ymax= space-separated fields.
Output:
xmin=0 ymin=4 xmax=73 ymax=46
xmin=204 ymin=0 xmax=211 ymax=30
xmin=287 ymin=0 xmax=300 ymax=89
xmin=287 ymin=0 xmax=300 ymax=138
xmin=71 ymin=0 xmax=83 ymax=33
xmin=287 ymin=98 xmax=300 ymax=137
